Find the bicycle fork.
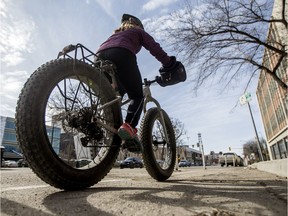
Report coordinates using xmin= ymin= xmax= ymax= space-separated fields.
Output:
xmin=143 ymin=85 xmax=170 ymax=142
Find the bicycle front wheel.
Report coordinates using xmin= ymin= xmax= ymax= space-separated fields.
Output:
xmin=15 ymin=58 xmax=122 ymax=190
xmin=140 ymin=108 xmax=176 ymax=181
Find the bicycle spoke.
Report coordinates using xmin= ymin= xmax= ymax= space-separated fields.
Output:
xmin=45 ymin=75 xmax=115 ymax=169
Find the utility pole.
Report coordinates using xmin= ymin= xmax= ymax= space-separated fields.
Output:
xmin=247 ymin=102 xmax=264 ymax=161
xmin=198 ymin=133 xmax=206 ymax=170
xmin=239 ymin=92 xmax=264 ymax=161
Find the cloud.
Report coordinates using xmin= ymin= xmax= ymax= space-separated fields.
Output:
xmin=94 ymin=0 xmax=118 ymax=22
xmin=0 ymin=70 xmax=29 ymax=97
xmin=142 ymin=0 xmax=178 ymax=11
xmin=1 ymin=52 xmax=24 ymax=67
xmin=0 ymin=0 xmax=35 ymax=66
xmin=143 ymin=11 xmax=186 ymax=46
xmin=143 ymin=3 xmax=210 ymax=36
xmin=0 ymin=70 xmax=29 ymax=117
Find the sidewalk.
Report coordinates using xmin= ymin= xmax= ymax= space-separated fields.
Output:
xmin=249 ymin=158 xmax=287 ymax=178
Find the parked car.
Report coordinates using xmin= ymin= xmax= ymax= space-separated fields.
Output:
xmin=17 ymin=159 xmax=29 ymax=167
xmin=120 ymin=157 xmax=143 ymax=169
xmin=178 ymin=160 xmax=192 ymax=167
xmin=239 ymin=157 xmax=244 ymax=166
xmin=219 ymin=152 xmax=244 ymax=167
xmin=4 ymin=160 xmax=18 ymax=167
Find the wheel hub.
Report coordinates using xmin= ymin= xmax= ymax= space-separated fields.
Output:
xmin=66 ymin=108 xmax=104 ymax=146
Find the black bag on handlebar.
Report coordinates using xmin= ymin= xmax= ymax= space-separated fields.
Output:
xmin=157 ymin=62 xmax=187 ymax=87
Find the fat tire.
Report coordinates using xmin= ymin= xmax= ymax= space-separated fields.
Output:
xmin=140 ymin=108 xmax=176 ymax=181
xmin=15 ymin=58 xmax=121 ymax=190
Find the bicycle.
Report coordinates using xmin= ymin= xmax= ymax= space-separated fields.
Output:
xmin=15 ymin=43 xmax=177 ymax=190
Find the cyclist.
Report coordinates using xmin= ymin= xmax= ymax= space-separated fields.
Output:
xmin=96 ymin=14 xmax=178 ymax=152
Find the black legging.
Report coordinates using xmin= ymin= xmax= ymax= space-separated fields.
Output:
xmin=97 ymin=48 xmax=144 ymax=128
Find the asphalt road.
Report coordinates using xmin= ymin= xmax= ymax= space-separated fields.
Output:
xmin=1 ymin=166 xmax=287 ymax=216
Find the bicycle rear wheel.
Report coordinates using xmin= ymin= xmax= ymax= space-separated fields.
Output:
xmin=140 ymin=108 xmax=176 ymax=181
xmin=15 ymin=58 xmax=121 ymax=190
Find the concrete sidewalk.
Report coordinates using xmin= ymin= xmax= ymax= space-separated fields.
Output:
xmin=249 ymin=158 xmax=287 ymax=178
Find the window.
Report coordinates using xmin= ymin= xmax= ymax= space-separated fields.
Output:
xmin=5 ymin=121 xmax=15 ymax=129
xmin=272 ymin=144 xmax=281 ymax=159
xmin=278 ymin=140 xmax=287 ymax=159
xmin=3 ymin=144 xmax=21 ymax=153
xmin=3 ymin=132 xmax=17 ymax=142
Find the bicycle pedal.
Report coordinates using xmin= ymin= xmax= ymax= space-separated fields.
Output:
xmin=122 ymin=140 xmax=142 ymax=153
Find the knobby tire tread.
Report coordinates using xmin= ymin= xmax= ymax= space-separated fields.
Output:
xmin=140 ymin=108 xmax=176 ymax=181
xmin=15 ymin=59 xmax=121 ymax=190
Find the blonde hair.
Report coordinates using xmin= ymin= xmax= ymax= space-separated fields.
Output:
xmin=114 ymin=19 xmax=142 ymax=33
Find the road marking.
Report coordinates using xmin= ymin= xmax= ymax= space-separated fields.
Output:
xmin=101 ymin=178 xmax=132 ymax=182
xmin=1 ymin=185 xmax=50 ymax=192
xmin=1 ymin=179 xmax=132 ymax=192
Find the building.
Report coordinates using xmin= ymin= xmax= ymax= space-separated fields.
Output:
xmin=0 ymin=116 xmax=61 ymax=161
xmin=256 ymin=1 xmax=288 ymax=160
xmin=0 ymin=116 xmax=23 ymax=160
xmin=206 ymin=151 xmax=221 ymax=165
xmin=177 ymin=145 xmax=203 ymax=165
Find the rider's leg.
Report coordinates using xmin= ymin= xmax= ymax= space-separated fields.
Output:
xmin=117 ymin=67 xmax=143 ymax=152
xmin=97 ymin=47 xmax=144 ymax=129
xmin=97 ymin=48 xmax=143 ymax=151
xmin=115 ymin=53 xmax=143 ymax=142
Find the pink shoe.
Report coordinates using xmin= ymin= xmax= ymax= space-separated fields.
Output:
xmin=118 ymin=123 xmax=143 ymax=153
xmin=118 ymin=123 xmax=138 ymax=140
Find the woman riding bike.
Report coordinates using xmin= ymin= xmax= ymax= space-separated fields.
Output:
xmin=96 ymin=14 xmax=180 ymax=152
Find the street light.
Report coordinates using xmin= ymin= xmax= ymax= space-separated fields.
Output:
xmin=198 ymin=133 xmax=206 ymax=170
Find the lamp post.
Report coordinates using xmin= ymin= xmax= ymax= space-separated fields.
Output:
xmin=198 ymin=133 xmax=206 ymax=170
xmin=175 ymin=143 xmax=179 ymax=171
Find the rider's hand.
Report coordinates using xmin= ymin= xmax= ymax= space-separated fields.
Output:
xmin=157 ymin=56 xmax=177 ymax=87
xmin=157 ymin=60 xmax=187 ymax=87
xmin=159 ymin=56 xmax=177 ymax=73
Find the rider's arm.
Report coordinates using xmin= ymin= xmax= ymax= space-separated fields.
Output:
xmin=138 ymin=29 xmax=173 ymax=66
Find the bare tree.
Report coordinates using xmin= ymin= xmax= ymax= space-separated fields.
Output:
xmin=243 ymin=137 xmax=269 ymax=161
xmin=162 ymin=0 xmax=287 ymax=91
xmin=171 ymin=118 xmax=187 ymax=146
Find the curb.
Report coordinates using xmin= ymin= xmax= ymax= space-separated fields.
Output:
xmin=248 ymin=158 xmax=287 ymax=178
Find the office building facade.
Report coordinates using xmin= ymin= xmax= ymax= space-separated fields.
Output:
xmin=256 ymin=1 xmax=288 ymax=160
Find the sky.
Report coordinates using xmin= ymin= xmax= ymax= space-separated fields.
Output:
xmin=0 ymin=0 xmax=266 ymax=156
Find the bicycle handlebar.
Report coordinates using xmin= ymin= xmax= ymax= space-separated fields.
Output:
xmin=143 ymin=77 xmax=159 ymax=86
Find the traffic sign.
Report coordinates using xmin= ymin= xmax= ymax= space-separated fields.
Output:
xmin=239 ymin=92 xmax=252 ymax=105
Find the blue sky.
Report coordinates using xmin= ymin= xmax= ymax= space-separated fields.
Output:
xmin=0 ymin=0 xmax=266 ymax=155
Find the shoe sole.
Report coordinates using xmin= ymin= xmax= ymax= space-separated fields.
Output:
xmin=118 ymin=128 xmax=133 ymax=140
